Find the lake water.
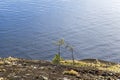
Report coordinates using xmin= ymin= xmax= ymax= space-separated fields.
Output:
xmin=0 ymin=0 xmax=120 ymax=62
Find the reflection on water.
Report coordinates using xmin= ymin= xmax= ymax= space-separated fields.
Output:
xmin=0 ymin=0 xmax=120 ymax=62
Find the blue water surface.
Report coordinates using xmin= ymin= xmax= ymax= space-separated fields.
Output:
xmin=0 ymin=0 xmax=120 ymax=62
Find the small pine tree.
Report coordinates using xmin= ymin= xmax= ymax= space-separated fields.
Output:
xmin=65 ymin=44 xmax=75 ymax=65
xmin=52 ymin=54 xmax=63 ymax=64
xmin=55 ymin=39 xmax=65 ymax=63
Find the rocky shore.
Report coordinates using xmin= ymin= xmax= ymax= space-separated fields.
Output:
xmin=0 ymin=57 xmax=120 ymax=80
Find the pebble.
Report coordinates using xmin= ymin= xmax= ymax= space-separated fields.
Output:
xmin=0 ymin=77 xmax=4 ymax=80
xmin=42 ymin=76 xmax=48 ymax=80
xmin=39 ymin=76 xmax=48 ymax=80
xmin=25 ymin=74 xmax=30 ymax=76
xmin=40 ymin=67 xmax=45 ymax=70
xmin=63 ymin=77 xmax=70 ymax=80
xmin=33 ymin=66 xmax=37 ymax=69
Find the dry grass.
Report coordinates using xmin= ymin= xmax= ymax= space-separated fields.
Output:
xmin=63 ymin=69 xmax=79 ymax=76
xmin=60 ymin=59 xmax=120 ymax=73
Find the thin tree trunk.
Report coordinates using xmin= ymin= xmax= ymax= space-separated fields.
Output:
xmin=58 ymin=45 xmax=60 ymax=57
xmin=58 ymin=45 xmax=61 ymax=64
xmin=72 ymin=50 xmax=75 ymax=65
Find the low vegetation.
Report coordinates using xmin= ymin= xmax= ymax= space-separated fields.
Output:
xmin=60 ymin=59 xmax=120 ymax=73
xmin=63 ymin=69 xmax=79 ymax=76
xmin=52 ymin=54 xmax=63 ymax=64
